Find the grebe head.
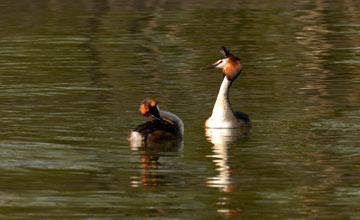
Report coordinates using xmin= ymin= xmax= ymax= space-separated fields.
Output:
xmin=139 ymin=98 xmax=161 ymax=119
xmin=201 ymin=46 xmax=242 ymax=81
xmin=201 ymin=57 xmax=229 ymax=70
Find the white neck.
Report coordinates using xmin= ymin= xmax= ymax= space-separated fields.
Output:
xmin=205 ymin=77 xmax=239 ymax=128
xmin=212 ymin=77 xmax=233 ymax=116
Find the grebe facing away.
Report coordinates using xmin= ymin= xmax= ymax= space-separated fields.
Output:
xmin=127 ymin=98 xmax=184 ymax=145
xmin=201 ymin=46 xmax=251 ymax=129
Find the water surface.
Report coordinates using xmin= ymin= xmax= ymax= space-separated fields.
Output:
xmin=0 ymin=0 xmax=360 ymax=219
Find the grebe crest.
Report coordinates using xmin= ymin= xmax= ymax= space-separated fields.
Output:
xmin=201 ymin=46 xmax=251 ymax=129
xmin=127 ymin=98 xmax=184 ymax=146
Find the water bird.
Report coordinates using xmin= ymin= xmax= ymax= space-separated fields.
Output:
xmin=201 ymin=46 xmax=251 ymax=128
xmin=127 ymin=98 xmax=184 ymax=146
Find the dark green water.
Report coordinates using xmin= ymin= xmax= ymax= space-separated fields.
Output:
xmin=0 ymin=0 xmax=360 ymax=219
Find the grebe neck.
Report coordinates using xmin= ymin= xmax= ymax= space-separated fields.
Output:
xmin=159 ymin=110 xmax=184 ymax=136
xmin=212 ymin=77 xmax=233 ymax=114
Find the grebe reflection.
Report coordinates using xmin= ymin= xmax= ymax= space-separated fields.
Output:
xmin=205 ymin=128 xmax=247 ymax=191
xmin=205 ymin=128 xmax=248 ymax=217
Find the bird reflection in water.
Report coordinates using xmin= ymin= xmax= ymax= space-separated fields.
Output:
xmin=130 ymin=139 xmax=183 ymax=187
xmin=205 ymin=127 xmax=249 ymax=217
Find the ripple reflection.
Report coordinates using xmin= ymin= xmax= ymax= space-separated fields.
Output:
xmin=130 ymin=140 xmax=183 ymax=187
xmin=205 ymin=128 xmax=248 ymax=192
xmin=205 ymin=128 xmax=249 ymax=217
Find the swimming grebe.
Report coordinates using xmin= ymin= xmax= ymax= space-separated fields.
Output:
xmin=201 ymin=46 xmax=251 ymax=128
xmin=127 ymin=98 xmax=184 ymax=145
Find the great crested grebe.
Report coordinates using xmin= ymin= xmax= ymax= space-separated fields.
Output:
xmin=201 ymin=46 xmax=251 ymax=128
xmin=127 ymin=98 xmax=184 ymax=145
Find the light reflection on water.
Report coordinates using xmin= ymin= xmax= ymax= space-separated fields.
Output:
xmin=205 ymin=128 xmax=249 ymax=217
xmin=205 ymin=128 xmax=249 ymax=192
xmin=0 ymin=0 xmax=360 ymax=219
xmin=130 ymin=140 xmax=184 ymax=187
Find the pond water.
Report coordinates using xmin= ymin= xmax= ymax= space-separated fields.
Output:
xmin=0 ymin=0 xmax=360 ymax=219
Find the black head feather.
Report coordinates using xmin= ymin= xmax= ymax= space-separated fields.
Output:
xmin=220 ymin=46 xmax=230 ymax=57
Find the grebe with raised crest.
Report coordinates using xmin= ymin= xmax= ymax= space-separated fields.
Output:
xmin=127 ymin=98 xmax=184 ymax=146
xmin=201 ymin=46 xmax=251 ymax=128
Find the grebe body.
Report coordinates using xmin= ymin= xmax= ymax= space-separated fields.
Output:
xmin=127 ymin=98 xmax=184 ymax=145
xmin=201 ymin=47 xmax=251 ymax=129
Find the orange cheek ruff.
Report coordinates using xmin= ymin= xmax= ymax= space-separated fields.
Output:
xmin=140 ymin=104 xmax=150 ymax=116
xmin=223 ymin=59 xmax=242 ymax=80
xmin=148 ymin=99 xmax=157 ymax=107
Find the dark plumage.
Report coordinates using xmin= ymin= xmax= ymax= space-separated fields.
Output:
xmin=220 ymin=46 xmax=230 ymax=57
xmin=234 ymin=111 xmax=251 ymax=125
xmin=127 ymin=98 xmax=184 ymax=146
xmin=132 ymin=119 xmax=180 ymax=141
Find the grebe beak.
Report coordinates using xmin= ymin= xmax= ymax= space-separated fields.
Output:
xmin=200 ymin=60 xmax=222 ymax=70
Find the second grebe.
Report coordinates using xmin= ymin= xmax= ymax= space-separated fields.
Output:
xmin=201 ymin=46 xmax=251 ymax=128
xmin=127 ymin=98 xmax=184 ymax=146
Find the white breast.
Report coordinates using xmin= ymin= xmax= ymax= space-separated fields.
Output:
xmin=127 ymin=131 xmax=143 ymax=147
